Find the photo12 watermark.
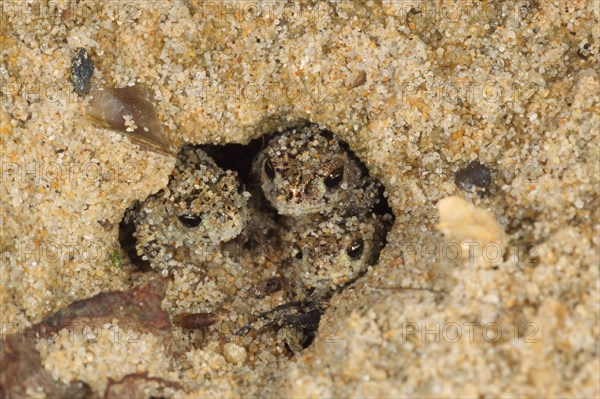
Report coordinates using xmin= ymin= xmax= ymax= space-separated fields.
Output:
xmin=1 ymin=159 xmax=142 ymax=187
xmin=400 ymin=321 xmax=540 ymax=344
xmin=3 ymin=239 xmax=121 ymax=268
xmin=399 ymin=239 xmax=538 ymax=265
xmin=1 ymin=1 xmax=142 ymax=25
xmin=1 ymin=321 xmax=143 ymax=345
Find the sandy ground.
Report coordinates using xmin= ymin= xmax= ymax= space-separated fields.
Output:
xmin=1 ymin=0 xmax=599 ymax=397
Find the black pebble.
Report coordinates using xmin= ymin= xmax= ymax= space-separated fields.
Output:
xmin=70 ymin=48 xmax=94 ymax=95
xmin=455 ymin=161 xmax=492 ymax=192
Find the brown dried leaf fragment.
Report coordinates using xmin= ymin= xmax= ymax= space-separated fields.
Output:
xmin=0 ymin=278 xmax=172 ymax=398
xmin=173 ymin=312 xmax=218 ymax=329
xmin=86 ymin=86 xmax=176 ymax=156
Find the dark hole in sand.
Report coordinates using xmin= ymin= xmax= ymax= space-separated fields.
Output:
xmin=118 ymin=201 xmax=152 ymax=272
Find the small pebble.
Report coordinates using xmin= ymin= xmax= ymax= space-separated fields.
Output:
xmin=250 ymin=277 xmax=284 ymax=298
xmin=454 ymin=161 xmax=492 ymax=192
xmin=351 ymin=70 xmax=367 ymax=88
xmin=223 ymin=343 xmax=247 ymax=364
xmin=70 ymin=48 xmax=94 ymax=95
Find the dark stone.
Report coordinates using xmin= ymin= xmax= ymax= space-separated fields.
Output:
xmin=250 ymin=277 xmax=285 ymax=299
xmin=454 ymin=161 xmax=492 ymax=193
xmin=71 ymin=48 xmax=94 ymax=95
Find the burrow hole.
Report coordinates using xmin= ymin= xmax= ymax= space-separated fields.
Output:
xmin=118 ymin=123 xmax=394 ymax=348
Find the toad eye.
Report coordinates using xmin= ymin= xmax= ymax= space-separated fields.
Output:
xmin=178 ymin=214 xmax=203 ymax=228
xmin=324 ymin=166 xmax=344 ymax=189
xmin=346 ymin=238 xmax=364 ymax=259
xmin=264 ymin=158 xmax=276 ymax=181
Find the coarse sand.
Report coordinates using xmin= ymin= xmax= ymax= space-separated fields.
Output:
xmin=1 ymin=1 xmax=599 ymax=397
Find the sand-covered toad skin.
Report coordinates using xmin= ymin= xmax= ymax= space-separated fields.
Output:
xmin=252 ymin=125 xmax=380 ymax=217
xmin=280 ymin=212 xmax=389 ymax=301
xmin=133 ymin=146 xmax=249 ymax=272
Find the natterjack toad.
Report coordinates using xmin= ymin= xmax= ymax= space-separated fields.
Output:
xmin=252 ymin=125 xmax=380 ymax=217
xmin=281 ymin=212 xmax=389 ymax=301
xmin=236 ymin=211 xmax=391 ymax=345
xmin=132 ymin=146 xmax=249 ymax=273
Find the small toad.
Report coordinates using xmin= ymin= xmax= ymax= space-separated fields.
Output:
xmin=252 ymin=124 xmax=380 ymax=217
xmin=236 ymin=211 xmax=392 ymax=350
xmin=281 ymin=212 xmax=390 ymax=301
xmin=132 ymin=146 xmax=249 ymax=273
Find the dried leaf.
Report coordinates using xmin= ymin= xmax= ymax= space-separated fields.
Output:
xmin=86 ymin=86 xmax=176 ymax=156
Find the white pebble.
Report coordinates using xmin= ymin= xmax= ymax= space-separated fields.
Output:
xmin=223 ymin=343 xmax=247 ymax=364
